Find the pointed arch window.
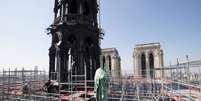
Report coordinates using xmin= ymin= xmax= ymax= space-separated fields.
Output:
xmin=149 ymin=53 xmax=154 ymax=78
xmin=83 ymin=2 xmax=90 ymax=15
xmin=102 ymin=56 xmax=106 ymax=69
xmin=141 ymin=53 xmax=146 ymax=77
xmin=69 ymin=0 xmax=78 ymax=14
xmin=108 ymin=55 xmax=112 ymax=72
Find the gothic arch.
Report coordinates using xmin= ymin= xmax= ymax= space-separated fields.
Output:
xmin=68 ymin=0 xmax=78 ymax=14
xmin=83 ymin=1 xmax=90 ymax=15
xmin=85 ymin=37 xmax=93 ymax=48
xmin=106 ymin=55 xmax=112 ymax=72
xmin=141 ymin=53 xmax=146 ymax=77
xmin=108 ymin=55 xmax=112 ymax=72
xmin=102 ymin=55 xmax=106 ymax=69
xmin=149 ymin=52 xmax=154 ymax=78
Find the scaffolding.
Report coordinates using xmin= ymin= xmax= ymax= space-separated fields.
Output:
xmin=47 ymin=47 xmax=95 ymax=101
xmin=0 ymin=68 xmax=52 ymax=101
xmin=1 ymin=60 xmax=201 ymax=101
xmin=105 ymin=60 xmax=201 ymax=101
xmin=0 ymin=66 xmax=93 ymax=101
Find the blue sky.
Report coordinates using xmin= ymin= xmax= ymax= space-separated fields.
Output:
xmin=0 ymin=0 xmax=201 ymax=74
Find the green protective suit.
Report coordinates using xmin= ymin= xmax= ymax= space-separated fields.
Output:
xmin=94 ymin=67 xmax=110 ymax=101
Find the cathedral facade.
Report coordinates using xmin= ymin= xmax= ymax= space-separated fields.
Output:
xmin=101 ymin=48 xmax=121 ymax=78
xmin=133 ymin=43 xmax=164 ymax=78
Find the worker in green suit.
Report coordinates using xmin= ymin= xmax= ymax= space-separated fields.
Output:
xmin=94 ymin=56 xmax=110 ymax=101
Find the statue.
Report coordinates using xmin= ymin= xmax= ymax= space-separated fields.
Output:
xmin=94 ymin=56 xmax=110 ymax=101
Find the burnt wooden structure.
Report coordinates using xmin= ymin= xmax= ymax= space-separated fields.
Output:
xmin=47 ymin=0 xmax=101 ymax=84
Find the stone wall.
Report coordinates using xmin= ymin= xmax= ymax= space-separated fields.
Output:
xmin=133 ymin=42 xmax=164 ymax=78
xmin=101 ymin=48 xmax=121 ymax=78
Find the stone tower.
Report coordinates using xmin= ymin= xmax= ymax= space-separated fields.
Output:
xmin=133 ymin=43 xmax=164 ymax=78
xmin=101 ymin=48 xmax=121 ymax=78
xmin=47 ymin=0 xmax=101 ymax=83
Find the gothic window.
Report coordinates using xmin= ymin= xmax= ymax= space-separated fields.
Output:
xmin=102 ymin=56 xmax=106 ymax=68
xmin=54 ymin=32 xmax=62 ymax=46
xmin=141 ymin=53 xmax=146 ymax=77
xmin=83 ymin=2 xmax=90 ymax=15
xmin=149 ymin=53 xmax=154 ymax=78
xmin=85 ymin=37 xmax=93 ymax=48
xmin=108 ymin=55 xmax=112 ymax=72
xmin=68 ymin=0 xmax=78 ymax=14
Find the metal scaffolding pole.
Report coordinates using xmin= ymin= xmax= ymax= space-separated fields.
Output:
xmin=186 ymin=55 xmax=192 ymax=101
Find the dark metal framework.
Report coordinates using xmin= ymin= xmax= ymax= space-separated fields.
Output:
xmin=47 ymin=0 xmax=101 ymax=84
